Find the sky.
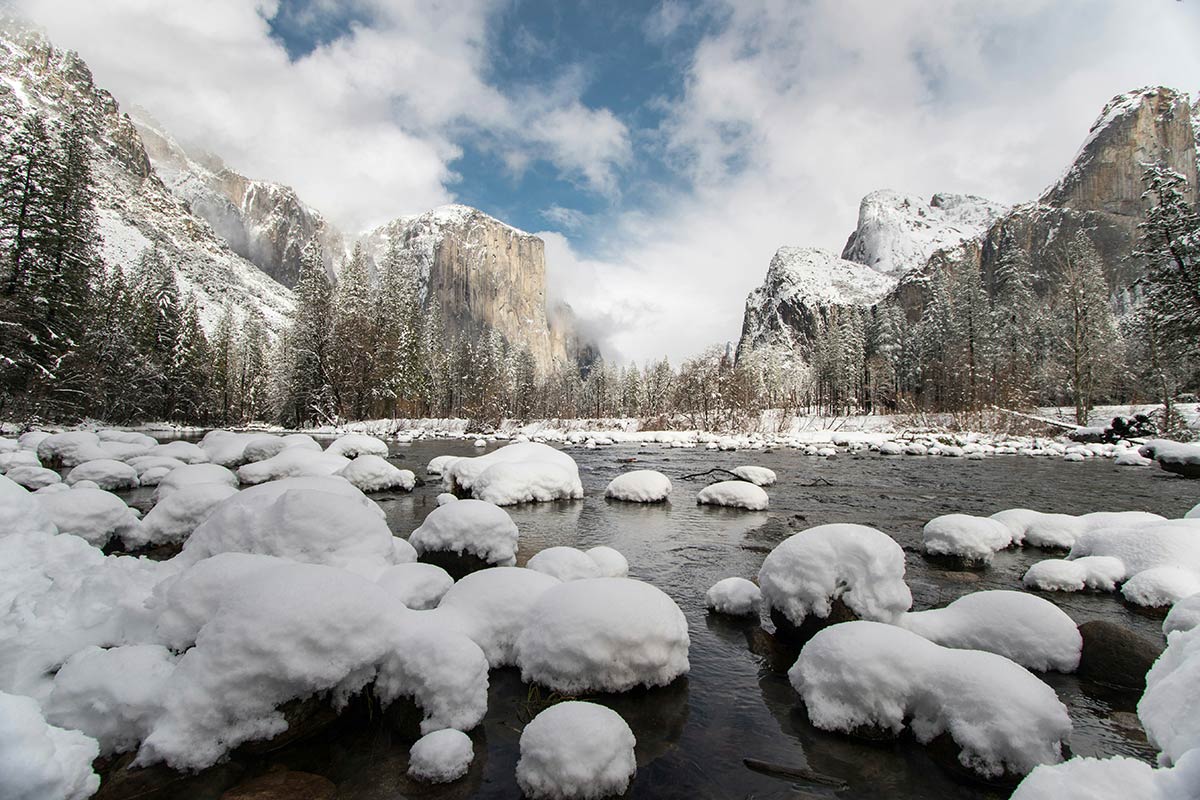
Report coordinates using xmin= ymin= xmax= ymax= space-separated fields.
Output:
xmin=15 ymin=0 xmax=1200 ymax=363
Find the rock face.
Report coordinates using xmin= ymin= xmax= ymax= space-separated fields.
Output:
xmin=132 ymin=109 xmax=343 ymax=288
xmin=737 ymin=247 xmax=894 ymax=355
xmin=0 ymin=23 xmax=294 ymax=334
xmin=364 ymin=206 xmax=573 ymax=372
xmin=841 ymin=190 xmax=1009 ymax=276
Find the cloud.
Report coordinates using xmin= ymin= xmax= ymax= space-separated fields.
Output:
xmin=541 ymin=205 xmax=588 ymax=231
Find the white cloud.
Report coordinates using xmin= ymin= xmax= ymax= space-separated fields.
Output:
xmin=541 ymin=205 xmax=587 ymax=231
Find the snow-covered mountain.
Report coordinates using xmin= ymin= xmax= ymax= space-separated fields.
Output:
xmin=840 ymin=190 xmax=1009 ymax=275
xmin=0 ymin=22 xmax=294 ymax=335
xmin=131 ymin=109 xmax=344 ymax=288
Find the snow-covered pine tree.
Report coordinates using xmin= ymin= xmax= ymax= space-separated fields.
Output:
xmin=991 ymin=244 xmax=1037 ymax=406
xmin=285 ymin=239 xmax=336 ymax=425
xmin=171 ymin=294 xmax=212 ymax=422
xmin=331 ymin=243 xmax=376 ymax=419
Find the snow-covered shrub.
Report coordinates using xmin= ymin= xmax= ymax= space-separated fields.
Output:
xmin=409 ymin=499 xmax=520 ymax=567
xmin=759 ymin=524 xmax=911 ymax=629
xmin=408 ymin=728 xmax=474 ymax=783
xmin=604 ymin=469 xmax=671 ymax=502
xmin=0 ymin=691 xmax=99 ymax=800
xmin=515 ymin=577 xmax=689 ymax=693
xmin=898 ymin=590 xmax=1081 ymax=672
xmin=696 ymin=480 xmax=769 ymax=510
xmin=516 ymin=701 xmax=636 ymax=800
xmin=790 ymin=621 xmax=1071 ymax=779
xmin=705 ymin=577 xmax=762 ymax=616
xmin=337 ymin=454 xmax=416 ymax=492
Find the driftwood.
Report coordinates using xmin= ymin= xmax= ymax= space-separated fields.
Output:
xmin=989 ymin=406 xmax=1080 ymax=431
xmin=742 ymin=758 xmax=849 ymax=789
xmin=679 ymin=467 xmax=742 ymax=482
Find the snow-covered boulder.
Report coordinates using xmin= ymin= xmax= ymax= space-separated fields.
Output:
xmin=1064 ymin=520 xmax=1200 ymax=606
xmin=1022 ymin=556 xmax=1126 ymax=592
xmin=153 ymin=463 xmax=238 ymax=501
xmin=37 ymin=431 xmax=108 ymax=467
xmin=732 ymin=465 xmax=776 ymax=486
xmin=427 ymin=455 xmax=457 ymax=475
xmin=790 ymin=621 xmax=1070 ymax=779
xmin=990 ymin=509 xmax=1166 ymax=550
xmin=436 ymin=492 xmax=457 ymax=505
xmin=696 ymin=480 xmax=769 ymax=511
xmin=442 ymin=442 xmax=582 ymax=505
xmin=705 ymin=577 xmax=762 ymax=616
xmin=409 ymin=499 xmax=520 ymax=568
xmin=97 ymin=430 xmax=157 ymax=448
xmin=0 ymin=475 xmax=57 ymax=536
xmin=326 ymin=433 xmax=390 ymax=459
xmin=126 ymin=456 xmax=187 ymax=486
xmin=527 ymin=546 xmax=603 ymax=581
xmin=1139 ymin=439 xmax=1200 ymax=478
xmin=196 ymin=430 xmax=265 ymax=467
xmin=408 ymin=728 xmax=474 ymax=784
xmin=922 ymin=514 xmax=1013 ymax=563
xmin=516 ymin=701 xmax=636 ymax=800
xmin=432 ymin=567 xmax=561 ymax=667
xmin=604 ymin=470 xmax=672 ymax=503
xmin=45 ymin=644 xmax=177 ymax=756
xmin=585 ymin=546 xmax=629 ymax=578
xmin=65 ymin=458 xmax=138 ymax=491
xmin=337 ymin=454 xmax=416 ymax=492
xmin=130 ymin=483 xmax=240 ymax=548
xmin=1121 ymin=567 xmax=1200 ymax=608
xmin=17 ymin=430 xmax=50 ymax=451
xmin=1114 ymin=449 xmax=1155 ymax=467
xmin=375 ymin=563 xmax=454 ymax=610
xmin=759 ymin=524 xmax=911 ymax=630
xmin=36 ymin=487 xmax=141 ymax=548
xmin=0 ymin=690 xmax=99 ymax=800
xmin=236 ymin=447 xmax=351 ymax=485
xmin=515 ymin=578 xmax=689 ymax=693
xmin=0 ymin=449 xmax=40 ymax=471
xmin=898 ymin=590 xmax=1081 ymax=672
xmin=1164 ymin=593 xmax=1200 ymax=636
xmin=1141 ymin=624 xmax=1200 ymax=766
xmin=4 ymin=465 xmax=61 ymax=490
xmin=146 ymin=440 xmax=209 ymax=464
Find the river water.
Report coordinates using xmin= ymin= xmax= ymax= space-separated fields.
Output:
xmin=112 ymin=437 xmax=1200 ymax=799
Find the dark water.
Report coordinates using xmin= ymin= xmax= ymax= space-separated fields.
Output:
xmin=110 ymin=438 xmax=1200 ymax=799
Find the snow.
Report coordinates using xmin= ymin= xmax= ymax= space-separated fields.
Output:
xmin=153 ymin=463 xmax=238 ymax=500
xmin=514 ymin=577 xmax=689 ymax=693
xmin=604 ymin=469 xmax=672 ymax=502
xmin=1139 ymin=439 xmax=1200 ymax=475
xmin=236 ymin=447 xmax=351 ymax=484
xmin=36 ymin=487 xmax=141 ymax=548
xmin=1121 ymin=567 xmax=1200 ymax=608
xmin=197 ymin=430 xmax=267 ymax=467
xmin=991 ymin=509 xmax=1167 ymax=550
xmin=705 ymin=577 xmax=762 ymax=616
xmin=0 ymin=691 xmax=99 ymax=800
xmin=409 ymin=499 xmax=520 ymax=567
xmin=146 ymin=440 xmax=209 ymax=464
xmin=1062 ymin=519 xmax=1200 ymax=606
xmin=0 ymin=475 xmax=57 ymax=536
xmin=1011 ymin=754 xmax=1199 ymax=800
xmin=789 ymin=621 xmax=1071 ymax=779
xmin=1023 ymin=556 xmax=1126 ymax=592
xmin=922 ymin=514 xmax=1013 ymax=562
xmin=432 ymin=567 xmax=561 ymax=667
xmin=326 ymin=433 xmax=390 ymax=459
xmin=45 ymin=644 xmax=177 ymax=756
xmin=732 ymin=465 xmax=776 ymax=486
xmin=337 ymin=454 xmax=416 ymax=492
xmin=1141 ymin=624 xmax=1200 ymax=765
xmin=375 ymin=563 xmax=454 ymax=610
xmin=427 ymin=455 xmax=457 ymax=475
xmin=179 ymin=479 xmax=398 ymax=576
xmin=1164 ymin=593 xmax=1200 ymax=635
xmin=696 ymin=480 xmax=769 ymax=511
xmin=125 ymin=456 xmax=186 ymax=486
xmin=4 ymin=465 xmax=61 ymax=490
xmin=759 ymin=524 xmax=912 ymax=628
xmin=526 ymin=546 xmax=603 ymax=581
xmin=36 ymin=431 xmax=109 ymax=467
xmin=97 ymin=430 xmax=157 ymax=448
xmin=130 ymin=482 xmax=240 ymax=548
xmin=437 ymin=492 xmax=457 ymax=505
xmin=65 ymin=458 xmax=138 ymax=491
xmin=1115 ymin=449 xmax=1155 ymax=467
xmin=442 ymin=442 xmax=583 ymax=505
xmin=0 ymin=449 xmax=40 ymax=471
xmin=408 ymin=728 xmax=474 ymax=783
xmin=898 ymin=590 xmax=1081 ymax=672
xmin=516 ymin=701 xmax=636 ymax=800
xmin=585 ymin=546 xmax=629 ymax=578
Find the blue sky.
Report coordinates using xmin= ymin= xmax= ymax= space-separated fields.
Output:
xmin=20 ymin=0 xmax=1200 ymax=361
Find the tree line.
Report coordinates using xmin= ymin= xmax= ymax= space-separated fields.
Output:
xmin=1 ymin=106 xmax=1195 ymax=431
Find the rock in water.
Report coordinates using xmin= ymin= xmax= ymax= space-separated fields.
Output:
xmin=1076 ymin=621 xmax=1164 ymax=691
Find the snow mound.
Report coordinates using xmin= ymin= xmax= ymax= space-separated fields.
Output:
xmin=516 ymin=701 xmax=636 ymax=800
xmin=527 ymin=547 xmax=603 ymax=581
xmin=898 ymin=590 xmax=1081 ymax=672
xmin=408 ymin=728 xmax=473 ymax=783
xmin=427 ymin=455 xmax=457 ymax=475
xmin=337 ymin=454 xmax=416 ymax=492
xmin=409 ymin=499 xmax=520 ymax=567
xmin=1141 ymin=624 xmax=1200 ymax=765
xmin=991 ymin=509 xmax=1166 ymax=550
xmin=130 ymin=482 xmax=240 ymax=548
xmin=236 ymin=447 xmax=350 ymax=484
xmin=1164 ymin=594 xmax=1200 ymax=636
xmin=923 ymin=514 xmax=1013 ymax=562
xmin=1067 ymin=520 xmax=1200 ymax=606
xmin=197 ymin=430 xmax=265 ymax=467
xmin=375 ymin=563 xmax=454 ymax=610
xmin=585 ymin=546 xmax=629 ymax=578
xmin=36 ymin=487 xmax=141 ymax=548
xmin=0 ymin=690 xmax=99 ymax=800
xmin=433 ymin=567 xmax=561 ymax=667
xmin=515 ymin=578 xmax=689 ymax=693
xmin=732 ymin=466 xmax=776 ymax=486
xmin=37 ymin=431 xmax=108 ymax=467
xmin=696 ymin=480 xmax=769 ymax=510
xmin=0 ymin=449 xmax=41 ymax=471
xmin=1122 ymin=567 xmax=1200 ymax=608
xmin=126 ymin=456 xmax=186 ymax=486
xmin=759 ymin=524 xmax=912 ymax=628
xmin=437 ymin=492 xmax=457 ymax=505
xmin=790 ymin=621 xmax=1070 ymax=779
xmin=45 ymin=644 xmax=177 ymax=756
xmin=153 ymin=463 xmax=238 ymax=500
xmin=1011 ymin=753 xmax=1198 ymax=800
xmin=240 ymin=433 xmax=321 ymax=463
xmin=65 ymin=458 xmax=138 ymax=491
xmin=5 ymin=466 xmax=61 ymax=490
xmin=147 ymin=440 xmax=209 ymax=464
xmin=705 ymin=577 xmax=762 ymax=616
xmin=326 ymin=433 xmax=390 ymax=459
xmin=0 ymin=475 xmax=57 ymax=536
xmin=1139 ymin=439 xmax=1200 ymax=477
xmin=1022 ymin=556 xmax=1126 ymax=592
xmin=604 ymin=470 xmax=672 ymax=502
xmin=443 ymin=442 xmax=582 ymax=505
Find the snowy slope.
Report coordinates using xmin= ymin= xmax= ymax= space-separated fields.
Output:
xmin=0 ymin=23 xmax=293 ymax=335
xmin=738 ymin=247 xmax=895 ymax=354
xmin=841 ymin=190 xmax=1008 ymax=276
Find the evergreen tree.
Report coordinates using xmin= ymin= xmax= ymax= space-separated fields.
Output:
xmin=331 ymin=244 xmax=375 ymax=419
xmin=991 ymin=245 xmax=1037 ymax=405
xmin=1054 ymin=231 xmax=1121 ymax=424
xmin=285 ymin=239 xmax=336 ymax=424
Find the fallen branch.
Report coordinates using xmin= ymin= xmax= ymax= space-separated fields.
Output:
xmin=743 ymin=758 xmax=849 ymax=789
xmin=988 ymin=406 xmax=1080 ymax=431
xmin=679 ymin=467 xmax=742 ymax=482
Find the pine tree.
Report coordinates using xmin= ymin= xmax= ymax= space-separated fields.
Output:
xmin=286 ymin=239 xmax=336 ymax=425
xmin=211 ymin=303 xmax=237 ymax=424
xmin=331 ymin=243 xmax=375 ymax=419
xmin=991 ymin=245 xmax=1037 ymax=405
xmin=1054 ymin=231 xmax=1121 ymax=424
xmin=172 ymin=295 xmax=212 ymax=422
